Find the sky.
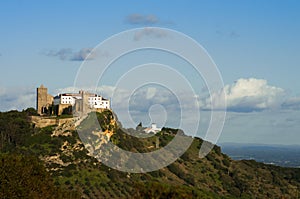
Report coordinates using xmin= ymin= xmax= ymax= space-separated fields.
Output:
xmin=0 ymin=0 xmax=300 ymax=145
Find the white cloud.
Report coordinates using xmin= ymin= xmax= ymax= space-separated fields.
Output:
xmin=146 ymin=87 xmax=156 ymax=99
xmin=54 ymin=86 xmax=79 ymax=94
xmin=0 ymin=87 xmax=35 ymax=111
xmin=282 ymin=97 xmax=300 ymax=110
xmin=133 ymin=27 xmax=169 ymax=41
xmin=204 ymin=78 xmax=285 ymax=112
xmin=0 ymin=87 xmax=6 ymax=96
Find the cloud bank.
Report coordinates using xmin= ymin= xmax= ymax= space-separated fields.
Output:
xmin=1 ymin=78 xmax=298 ymax=115
xmin=0 ymin=87 xmax=35 ymax=111
xmin=1 ymin=78 xmax=299 ymax=145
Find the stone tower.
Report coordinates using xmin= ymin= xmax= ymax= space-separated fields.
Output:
xmin=80 ymin=90 xmax=90 ymax=114
xmin=36 ymin=84 xmax=53 ymax=115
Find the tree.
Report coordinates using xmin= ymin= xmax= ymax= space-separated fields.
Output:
xmin=0 ymin=153 xmax=81 ymax=199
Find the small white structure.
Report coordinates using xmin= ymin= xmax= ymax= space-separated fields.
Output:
xmin=143 ymin=123 xmax=161 ymax=134
xmin=53 ymin=91 xmax=110 ymax=109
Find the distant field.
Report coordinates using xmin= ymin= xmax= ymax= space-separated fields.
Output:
xmin=220 ymin=143 xmax=300 ymax=168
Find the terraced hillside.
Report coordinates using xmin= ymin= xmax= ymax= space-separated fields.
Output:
xmin=0 ymin=109 xmax=299 ymax=198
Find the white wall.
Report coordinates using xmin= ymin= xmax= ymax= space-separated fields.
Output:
xmin=54 ymin=94 xmax=110 ymax=109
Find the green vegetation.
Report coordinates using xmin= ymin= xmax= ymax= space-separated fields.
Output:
xmin=0 ymin=153 xmax=80 ymax=199
xmin=0 ymin=109 xmax=300 ymax=198
xmin=132 ymin=182 xmax=218 ymax=199
xmin=0 ymin=109 xmax=34 ymax=151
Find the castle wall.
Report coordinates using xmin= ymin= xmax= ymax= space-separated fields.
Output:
xmin=57 ymin=104 xmax=72 ymax=116
xmin=30 ymin=116 xmax=77 ymax=128
xmin=47 ymin=94 xmax=53 ymax=105
xmin=30 ymin=116 xmax=58 ymax=128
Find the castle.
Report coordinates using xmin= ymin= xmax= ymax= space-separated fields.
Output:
xmin=36 ymin=84 xmax=110 ymax=116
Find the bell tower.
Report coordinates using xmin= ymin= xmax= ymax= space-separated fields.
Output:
xmin=36 ymin=84 xmax=53 ymax=115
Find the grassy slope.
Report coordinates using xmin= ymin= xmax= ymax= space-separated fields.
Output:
xmin=0 ymin=109 xmax=300 ymax=198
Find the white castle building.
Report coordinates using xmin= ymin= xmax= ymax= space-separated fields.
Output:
xmin=143 ymin=123 xmax=161 ymax=134
xmin=36 ymin=84 xmax=110 ymax=116
xmin=53 ymin=91 xmax=110 ymax=109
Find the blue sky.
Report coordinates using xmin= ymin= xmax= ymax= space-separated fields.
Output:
xmin=0 ymin=0 xmax=300 ymax=145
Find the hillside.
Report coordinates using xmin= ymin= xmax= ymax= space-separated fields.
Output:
xmin=0 ymin=109 xmax=300 ymax=198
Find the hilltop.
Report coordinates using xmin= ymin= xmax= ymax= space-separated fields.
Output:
xmin=0 ymin=108 xmax=299 ymax=198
